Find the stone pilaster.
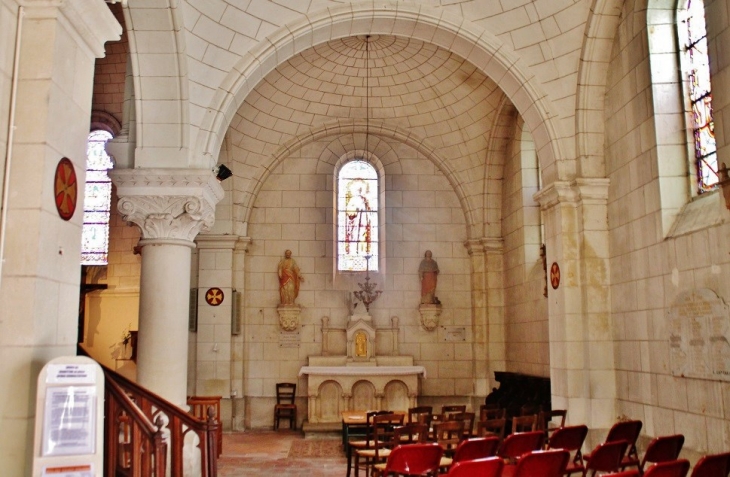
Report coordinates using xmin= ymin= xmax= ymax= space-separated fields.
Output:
xmin=534 ymin=178 xmax=614 ymax=429
xmin=110 ymin=169 xmax=223 ymax=406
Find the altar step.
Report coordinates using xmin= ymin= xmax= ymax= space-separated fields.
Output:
xmin=301 ymin=420 xmax=342 ymax=440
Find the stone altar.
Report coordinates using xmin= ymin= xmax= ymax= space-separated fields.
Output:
xmin=299 ymin=313 xmax=425 ymax=423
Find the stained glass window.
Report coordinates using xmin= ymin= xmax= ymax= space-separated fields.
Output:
xmin=337 ymin=160 xmax=378 ymax=271
xmin=81 ymin=130 xmax=114 ymax=265
xmin=682 ymin=0 xmax=717 ymax=192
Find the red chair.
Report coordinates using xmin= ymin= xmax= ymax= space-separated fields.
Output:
xmin=446 ymin=457 xmax=503 ymax=477
xmin=439 ymin=436 xmax=500 ymax=470
xmin=585 ymin=420 xmax=642 ymax=471
xmin=509 ymin=449 xmax=571 ymax=477
xmin=610 ymin=460 xmax=690 ymax=477
xmin=639 ymin=435 xmax=684 ymax=474
xmin=690 ymin=452 xmax=730 ymax=477
xmin=499 ymin=430 xmax=546 ymax=464
xmin=372 ymin=442 xmax=443 ymax=477
xmin=583 ymin=440 xmax=630 ymax=476
xmin=547 ymin=424 xmax=588 ymax=475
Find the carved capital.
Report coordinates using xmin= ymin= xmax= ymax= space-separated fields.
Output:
xmin=110 ymin=169 xmax=224 ymax=242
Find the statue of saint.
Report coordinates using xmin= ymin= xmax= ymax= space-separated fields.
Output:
xmin=418 ymin=250 xmax=440 ymax=305
xmin=278 ymin=250 xmax=303 ymax=305
xmin=355 ymin=331 xmax=368 ymax=357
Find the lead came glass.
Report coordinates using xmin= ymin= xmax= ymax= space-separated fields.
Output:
xmin=337 ymin=160 xmax=378 ymax=271
xmin=81 ymin=130 xmax=114 ymax=265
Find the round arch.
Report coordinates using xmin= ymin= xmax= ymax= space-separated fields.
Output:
xmin=195 ymin=1 xmax=566 ymax=183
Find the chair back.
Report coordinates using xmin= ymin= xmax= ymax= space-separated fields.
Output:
xmin=450 ymin=412 xmax=476 ymax=437
xmin=690 ymin=452 xmax=730 ymax=477
xmin=275 ymin=383 xmax=295 ymax=404
xmin=452 ymin=436 xmax=500 ymax=463
xmin=371 ymin=413 xmax=405 ymax=456
xmin=512 ymin=414 xmax=538 ymax=433
xmin=394 ymin=422 xmax=428 ymax=444
xmin=442 ymin=405 xmax=467 ymax=414
xmin=407 ymin=405 xmax=433 ymax=424
xmin=498 ymin=430 xmax=545 ymax=462
xmin=446 ymin=457 xmax=503 ymax=477
xmin=605 ymin=420 xmax=642 ymax=464
xmin=641 ymin=435 xmax=685 ymax=472
xmin=381 ymin=443 xmax=443 ymax=476
xmin=361 ymin=410 xmax=390 ymax=445
xmin=513 ymin=449 xmax=570 ymax=477
xmin=480 ymin=405 xmax=506 ymax=421
xmin=539 ymin=409 xmax=567 ymax=434
xmin=548 ymin=424 xmax=588 ymax=452
xmin=643 ymin=459 xmax=690 ymax=477
xmin=584 ymin=440 xmax=629 ymax=475
xmin=434 ymin=420 xmax=465 ymax=456
xmin=476 ymin=418 xmax=507 ymax=441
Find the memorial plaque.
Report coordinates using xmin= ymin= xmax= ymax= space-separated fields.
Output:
xmin=441 ymin=326 xmax=466 ymax=342
xmin=279 ymin=331 xmax=300 ymax=348
xmin=669 ymin=288 xmax=730 ymax=381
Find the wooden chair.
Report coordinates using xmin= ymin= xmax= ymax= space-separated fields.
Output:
xmin=512 ymin=414 xmax=538 ymax=433
xmin=689 ymin=452 xmax=730 ymax=477
xmin=273 ymin=383 xmax=297 ymax=430
xmin=507 ymin=449 xmax=570 ymax=477
xmin=187 ymin=395 xmax=222 ymax=457
xmin=407 ymin=405 xmax=433 ymax=424
xmin=450 ymin=412 xmax=476 ymax=438
xmin=355 ymin=413 xmax=405 ymax=477
xmin=372 ymin=442 xmax=443 ymax=477
xmin=583 ymin=440 xmax=629 ymax=476
xmin=394 ymin=422 xmax=429 ymax=444
xmin=446 ymin=457 xmax=503 ymax=477
xmin=540 ymin=409 xmax=567 ymax=436
xmin=476 ymin=418 xmax=507 ymax=443
xmin=639 ymin=435 xmax=684 ymax=475
xmin=547 ymin=424 xmax=588 ymax=475
xmin=433 ymin=420 xmax=465 ymax=458
xmin=348 ymin=411 xmax=391 ymax=477
xmin=584 ymin=420 xmax=642 ymax=472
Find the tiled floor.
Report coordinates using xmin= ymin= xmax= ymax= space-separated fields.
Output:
xmin=218 ymin=430 xmax=348 ymax=476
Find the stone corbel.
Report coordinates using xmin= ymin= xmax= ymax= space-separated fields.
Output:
xmin=418 ymin=304 xmax=442 ymax=331
xmin=277 ymin=304 xmax=301 ymax=331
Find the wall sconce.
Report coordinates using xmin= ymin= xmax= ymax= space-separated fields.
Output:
xmin=718 ymin=163 xmax=730 ymax=210
xmin=214 ymin=164 xmax=233 ymax=181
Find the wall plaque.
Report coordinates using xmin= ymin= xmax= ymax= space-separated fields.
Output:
xmin=441 ymin=326 xmax=466 ymax=342
xmin=669 ymin=288 xmax=730 ymax=381
xmin=279 ymin=331 xmax=300 ymax=348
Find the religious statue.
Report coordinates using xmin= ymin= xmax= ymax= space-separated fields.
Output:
xmin=418 ymin=250 xmax=440 ymax=305
xmin=278 ymin=250 xmax=303 ymax=305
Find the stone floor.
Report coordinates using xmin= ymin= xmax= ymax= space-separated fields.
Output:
xmin=217 ymin=430 xmax=349 ymax=476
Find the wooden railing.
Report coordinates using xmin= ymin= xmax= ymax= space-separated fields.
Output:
xmin=80 ymin=347 xmax=218 ymax=476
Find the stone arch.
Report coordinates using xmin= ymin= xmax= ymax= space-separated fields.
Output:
xmin=575 ymin=0 xmax=624 ymax=178
xmin=351 ymin=380 xmax=376 ymax=411
xmin=383 ymin=380 xmax=409 ymax=411
xmin=241 ymin=120 xmax=480 ymax=238
xmin=195 ymin=2 xmax=566 ymax=182
xmin=122 ymin=1 xmax=190 ymax=167
xmin=318 ymin=380 xmax=343 ymax=422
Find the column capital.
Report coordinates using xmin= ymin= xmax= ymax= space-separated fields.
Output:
xmin=534 ymin=178 xmax=610 ymax=209
xmin=195 ymin=234 xmax=240 ymax=250
xmin=110 ymin=168 xmax=224 ymax=242
xmin=464 ymin=237 xmax=503 ymax=255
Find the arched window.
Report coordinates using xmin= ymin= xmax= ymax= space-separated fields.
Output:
xmin=81 ymin=130 xmax=114 ymax=265
xmin=679 ymin=0 xmax=717 ymax=192
xmin=337 ymin=160 xmax=378 ymax=272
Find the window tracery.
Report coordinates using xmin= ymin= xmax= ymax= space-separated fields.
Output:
xmin=337 ymin=160 xmax=378 ymax=272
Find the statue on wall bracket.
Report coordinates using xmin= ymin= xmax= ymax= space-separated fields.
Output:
xmin=277 ymin=249 xmax=303 ymax=331
xmin=418 ymin=250 xmax=442 ymax=331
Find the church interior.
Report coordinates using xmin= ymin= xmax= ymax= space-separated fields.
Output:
xmin=3 ymin=0 xmax=730 ymax=474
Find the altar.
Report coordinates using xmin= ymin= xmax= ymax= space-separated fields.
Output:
xmin=299 ymin=313 xmax=426 ymax=423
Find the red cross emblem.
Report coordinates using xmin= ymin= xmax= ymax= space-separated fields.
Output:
xmin=550 ymin=263 xmax=560 ymax=290
xmin=205 ymin=287 xmax=224 ymax=306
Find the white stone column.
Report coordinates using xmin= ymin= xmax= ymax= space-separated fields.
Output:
xmin=110 ymin=169 xmax=223 ymax=406
xmin=534 ymin=179 xmax=615 ymax=430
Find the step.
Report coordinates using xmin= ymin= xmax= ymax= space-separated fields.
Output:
xmin=301 ymin=420 xmax=342 ymax=440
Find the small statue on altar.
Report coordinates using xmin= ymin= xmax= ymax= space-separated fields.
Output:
xmin=418 ymin=250 xmax=440 ymax=305
xmin=278 ymin=249 xmax=303 ymax=305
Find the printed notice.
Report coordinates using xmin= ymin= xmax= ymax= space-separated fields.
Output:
xmin=42 ymin=464 xmax=93 ymax=477
xmin=42 ymin=387 xmax=96 ymax=456
xmin=46 ymin=364 xmax=96 ymax=385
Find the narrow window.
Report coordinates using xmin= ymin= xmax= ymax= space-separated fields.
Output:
xmin=81 ymin=130 xmax=114 ymax=265
xmin=337 ymin=160 xmax=378 ymax=271
xmin=681 ymin=0 xmax=717 ymax=192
